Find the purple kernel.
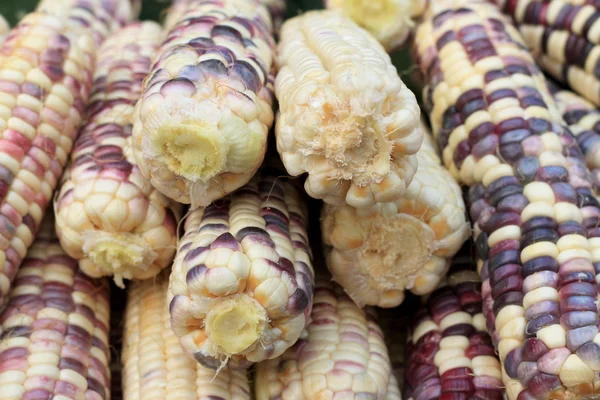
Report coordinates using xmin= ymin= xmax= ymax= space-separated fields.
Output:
xmin=525 ymin=314 xmax=559 ymax=336
xmin=522 ymin=338 xmax=549 ymax=361
xmin=210 ymin=232 xmax=241 ymax=250
xmin=487 ymin=184 xmax=523 ymax=206
xmin=492 ymin=275 xmax=523 ymax=298
xmin=515 ymin=156 xmax=540 ymax=183
xmin=497 ymin=194 xmax=529 ymax=213
xmin=522 ymin=256 xmax=559 ymax=276
xmin=560 ymin=311 xmax=599 ymax=330
xmin=517 ymin=361 xmax=538 ymax=386
xmin=536 ymin=166 xmax=569 ymax=183
xmin=504 ymin=347 xmax=523 ymax=379
xmin=186 ymin=264 xmax=207 ymax=285
xmin=497 ymin=117 xmax=528 ymax=133
xmin=472 ymin=134 xmax=499 ymax=158
xmin=556 ymin=221 xmax=586 ymax=237
xmin=488 ymin=250 xmax=520 ymax=271
xmin=468 ymin=122 xmax=495 ymax=146
xmin=524 ymin=300 xmax=559 ymax=321
xmin=480 ymin=212 xmax=521 ymax=233
xmin=559 ymin=282 xmax=597 ymax=298
xmin=560 ymin=295 xmax=597 ymax=312
xmin=527 ymin=373 xmax=562 ymax=398
xmin=499 ymin=143 xmax=524 ymax=163
xmin=522 ymin=270 xmax=558 ymax=292
xmin=493 ymin=291 xmax=523 ymax=315
xmin=522 ymin=216 xmax=558 ymax=233
xmin=575 ymin=341 xmax=600 ymax=370
xmin=443 ymin=323 xmax=475 ymax=337
xmin=487 ymin=88 xmax=518 ymax=103
xmin=489 ymin=263 xmax=520 ymax=287
xmin=566 ymin=325 xmax=598 ymax=352
xmin=520 ymin=228 xmax=559 ymax=249
xmin=551 ymin=182 xmax=577 ymax=203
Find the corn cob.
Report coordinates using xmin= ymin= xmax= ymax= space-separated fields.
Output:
xmin=275 ymin=10 xmax=423 ymax=209
xmin=132 ymin=0 xmax=277 ymax=208
xmin=414 ymin=0 xmax=600 ymax=398
xmin=0 ymin=0 xmax=137 ymax=309
xmin=547 ymin=79 xmax=600 ymax=190
xmin=254 ymin=278 xmax=398 ymax=400
xmin=489 ymin=0 xmax=600 ymax=107
xmin=168 ymin=169 xmax=314 ymax=369
xmin=122 ymin=270 xmax=251 ymax=400
xmin=0 ymin=16 xmax=9 ymax=47
xmin=324 ymin=0 xmax=429 ymax=51
xmin=54 ymin=22 xmax=184 ymax=288
xmin=321 ymin=119 xmax=469 ymax=308
xmin=0 ymin=214 xmax=111 ymax=400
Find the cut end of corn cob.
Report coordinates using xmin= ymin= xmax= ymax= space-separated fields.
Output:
xmin=405 ymin=259 xmax=504 ymax=400
xmin=321 ymin=119 xmax=469 ymax=307
xmin=168 ymin=169 xmax=314 ymax=368
xmin=254 ymin=278 xmax=394 ymax=399
xmin=54 ymin=22 xmax=183 ymax=287
xmin=275 ymin=9 xmax=422 ymax=209
xmin=325 ymin=0 xmax=423 ymax=51
xmin=123 ymin=270 xmax=251 ymax=399
xmin=133 ymin=0 xmax=277 ymax=208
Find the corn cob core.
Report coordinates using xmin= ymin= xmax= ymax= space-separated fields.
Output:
xmin=275 ymin=10 xmax=423 ymax=209
xmin=0 ymin=227 xmax=111 ymax=400
xmin=405 ymin=264 xmax=504 ymax=400
xmin=490 ymin=0 xmax=600 ymax=107
xmin=168 ymin=170 xmax=314 ymax=369
xmin=324 ymin=0 xmax=428 ymax=51
xmin=414 ymin=0 xmax=600 ymax=398
xmin=548 ymin=80 xmax=600 ymax=190
xmin=254 ymin=279 xmax=395 ymax=400
xmin=321 ymin=120 xmax=469 ymax=307
xmin=132 ymin=0 xmax=276 ymax=208
xmin=122 ymin=270 xmax=251 ymax=400
xmin=54 ymin=22 xmax=184 ymax=287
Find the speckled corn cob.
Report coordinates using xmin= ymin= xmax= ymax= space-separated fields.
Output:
xmin=54 ymin=22 xmax=184 ymax=287
xmin=0 ymin=16 xmax=9 ymax=46
xmin=168 ymin=169 xmax=314 ymax=369
xmin=548 ymin=79 xmax=600 ymax=189
xmin=132 ymin=0 xmax=277 ymax=208
xmin=414 ymin=0 xmax=600 ymax=398
xmin=404 ymin=260 xmax=504 ymax=400
xmin=123 ymin=270 xmax=251 ymax=400
xmin=0 ymin=215 xmax=111 ymax=400
xmin=0 ymin=0 xmax=137 ymax=310
xmin=321 ymin=119 xmax=470 ymax=307
xmin=254 ymin=278 xmax=398 ymax=400
xmin=324 ymin=0 xmax=429 ymax=51
xmin=275 ymin=10 xmax=422 ymax=209
xmin=489 ymin=0 xmax=600 ymax=107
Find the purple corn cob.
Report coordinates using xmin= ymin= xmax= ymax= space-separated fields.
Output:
xmin=414 ymin=0 xmax=600 ymax=398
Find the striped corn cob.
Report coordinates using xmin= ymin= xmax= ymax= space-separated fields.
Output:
xmin=404 ymin=258 xmax=504 ymax=400
xmin=489 ymin=0 xmax=600 ymax=107
xmin=379 ymin=307 xmax=409 ymax=390
xmin=132 ymin=0 xmax=277 ymax=208
xmin=0 ymin=214 xmax=111 ymax=400
xmin=414 ymin=0 xmax=600 ymax=398
xmin=275 ymin=10 xmax=423 ymax=209
xmin=548 ymin=79 xmax=600 ymax=189
xmin=168 ymin=169 xmax=314 ymax=369
xmin=321 ymin=119 xmax=470 ymax=307
xmin=0 ymin=16 xmax=9 ymax=47
xmin=123 ymin=270 xmax=251 ymax=400
xmin=254 ymin=278 xmax=399 ymax=400
xmin=324 ymin=0 xmax=429 ymax=51
xmin=54 ymin=22 xmax=184 ymax=288
xmin=0 ymin=0 xmax=137 ymax=309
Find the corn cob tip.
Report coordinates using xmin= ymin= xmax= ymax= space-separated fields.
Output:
xmin=80 ymin=231 xmax=158 ymax=288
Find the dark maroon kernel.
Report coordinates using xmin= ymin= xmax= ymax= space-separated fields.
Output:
xmin=525 ymin=300 xmax=560 ymax=321
xmin=441 ymin=377 xmax=475 ymax=392
xmin=497 ymin=117 xmax=528 ymax=134
xmin=525 ymin=314 xmax=559 ymax=335
xmin=462 ymin=98 xmax=488 ymax=120
xmin=520 ymin=229 xmax=559 ymax=248
xmin=493 ymin=291 xmax=523 ymax=315
xmin=486 ymin=88 xmax=518 ymax=104
xmin=522 ymin=256 xmax=559 ymax=276
xmin=558 ymin=271 xmax=596 ymax=286
xmin=560 ymin=311 xmax=599 ymax=330
xmin=521 ymin=338 xmax=549 ymax=361
xmin=484 ymin=69 xmax=508 ymax=83
xmin=468 ymin=122 xmax=495 ymax=146
xmin=504 ymin=347 xmax=522 ymax=379
xmin=528 ymin=373 xmax=562 ymax=398
xmin=59 ymin=357 xmax=85 ymax=374
xmin=453 ymin=141 xmax=471 ymax=166
xmin=489 ymin=239 xmax=519 ymax=257
xmin=517 ymin=390 xmax=537 ymax=400
xmin=550 ymin=182 xmax=577 ymax=203
xmin=566 ymin=325 xmax=598 ymax=352
xmin=491 ymin=275 xmax=523 ymax=298
xmin=287 ymin=288 xmax=309 ymax=315
xmin=489 ymin=263 xmax=520 ymax=287
xmin=515 ymin=156 xmax=540 ymax=183
xmin=577 ymin=192 xmax=600 ymax=208
xmin=443 ymin=323 xmax=475 ymax=337
xmin=456 ymin=89 xmax=485 ymax=111
xmin=436 ymin=30 xmax=456 ymax=50
xmin=0 ymin=326 xmax=31 ymax=339
xmin=487 ymin=184 xmax=522 ymax=206
xmin=480 ymin=212 xmax=521 ymax=232
xmin=488 ymin=250 xmax=520 ymax=271
xmin=522 ymin=217 xmax=558 ymax=233
xmin=86 ymin=377 xmax=106 ymax=398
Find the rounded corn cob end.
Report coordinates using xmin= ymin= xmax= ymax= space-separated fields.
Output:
xmin=275 ymin=9 xmax=423 ymax=209
xmin=168 ymin=170 xmax=314 ymax=369
xmin=132 ymin=0 xmax=277 ymax=208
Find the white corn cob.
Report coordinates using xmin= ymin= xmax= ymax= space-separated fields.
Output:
xmin=122 ymin=270 xmax=251 ymax=400
xmin=0 ymin=214 xmax=111 ymax=400
xmin=321 ymin=119 xmax=469 ymax=307
xmin=0 ymin=0 xmax=137 ymax=309
xmin=275 ymin=10 xmax=423 ymax=209
xmin=168 ymin=169 xmax=314 ymax=369
xmin=0 ymin=15 xmax=9 ymax=46
xmin=132 ymin=0 xmax=277 ymax=208
xmin=54 ymin=22 xmax=184 ymax=287
xmin=254 ymin=278 xmax=398 ymax=400
xmin=325 ymin=0 xmax=430 ymax=51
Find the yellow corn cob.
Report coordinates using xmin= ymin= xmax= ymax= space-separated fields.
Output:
xmin=414 ymin=0 xmax=600 ymax=398
xmin=122 ymin=270 xmax=251 ymax=400
xmin=489 ymin=0 xmax=600 ymax=107
xmin=547 ymin=80 xmax=600 ymax=189
xmin=0 ymin=214 xmax=111 ymax=400
xmin=168 ymin=169 xmax=314 ymax=369
xmin=404 ymin=258 xmax=504 ymax=400
xmin=54 ymin=22 xmax=184 ymax=288
xmin=275 ymin=10 xmax=422 ymax=209
xmin=132 ymin=0 xmax=277 ymax=208
xmin=254 ymin=278 xmax=397 ymax=400
xmin=0 ymin=16 xmax=9 ymax=46
xmin=321 ymin=119 xmax=469 ymax=307
xmin=0 ymin=1 xmax=137 ymax=310
xmin=324 ymin=0 xmax=429 ymax=51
